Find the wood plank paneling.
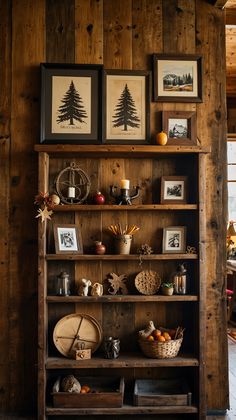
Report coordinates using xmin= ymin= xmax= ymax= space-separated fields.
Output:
xmin=196 ymin=0 xmax=228 ymax=411
xmin=10 ymin=0 xmax=45 ymax=413
xmin=103 ymin=0 xmax=132 ymax=69
xmin=0 ymin=0 xmax=229 ymax=416
xmin=75 ymin=0 xmax=103 ymax=64
xmin=0 ymin=0 xmax=11 ymax=412
xmin=46 ymin=0 xmax=75 ymax=63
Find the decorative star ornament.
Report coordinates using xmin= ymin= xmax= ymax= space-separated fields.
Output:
xmin=35 ymin=206 xmax=53 ymax=223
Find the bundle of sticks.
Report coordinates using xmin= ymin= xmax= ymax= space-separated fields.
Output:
xmin=108 ymin=223 xmax=140 ymax=236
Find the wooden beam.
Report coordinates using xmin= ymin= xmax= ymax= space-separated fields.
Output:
xmin=226 ymin=8 xmax=236 ymax=24
xmin=212 ymin=0 xmax=230 ymax=8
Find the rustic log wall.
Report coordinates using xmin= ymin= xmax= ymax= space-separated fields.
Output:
xmin=0 ymin=0 xmax=228 ymax=415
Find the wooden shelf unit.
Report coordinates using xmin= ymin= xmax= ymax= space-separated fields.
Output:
xmin=36 ymin=145 xmax=206 ymax=419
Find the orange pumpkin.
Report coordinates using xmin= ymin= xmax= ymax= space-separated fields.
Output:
xmin=156 ymin=131 xmax=168 ymax=146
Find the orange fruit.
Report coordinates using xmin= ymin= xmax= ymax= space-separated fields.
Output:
xmin=162 ymin=332 xmax=171 ymax=341
xmin=147 ymin=335 xmax=155 ymax=341
xmin=157 ymin=335 xmax=166 ymax=342
xmin=81 ymin=385 xmax=91 ymax=393
xmin=156 ymin=131 xmax=168 ymax=146
xmin=152 ymin=329 xmax=162 ymax=339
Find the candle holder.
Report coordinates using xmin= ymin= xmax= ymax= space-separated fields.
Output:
xmin=110 ymin=185 xmax=140 ymax=205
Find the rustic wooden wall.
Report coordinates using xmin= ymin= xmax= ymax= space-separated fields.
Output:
xmin=0 ymin=0 xmax=228 ymax=415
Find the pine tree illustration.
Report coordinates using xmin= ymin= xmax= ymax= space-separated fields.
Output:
xmin=57 ymin=80 xmax=87 ymax=125
xmin=112 ymin=84 xmax=140 ymax=131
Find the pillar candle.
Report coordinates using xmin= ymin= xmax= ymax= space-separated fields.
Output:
xmin=120 ymin=179 xmax=130 ymax=189
xmin=68 ymin=187 xmax=76 ymax=198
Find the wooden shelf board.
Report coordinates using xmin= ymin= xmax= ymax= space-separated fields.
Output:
xmin=53 ymin=204 xmax=198 ymax=211
xmin=47 ymin=295 xmax=198 ymax=303
xmin=46 ymin=354 xmax=199 ymax=369
xmin=46 ymin=253 xmax=198 ymax=261
xmin=46 ymin=404 xmax=198 ymax=415
xmin=34 ymin=144 xmax=210 ymax=155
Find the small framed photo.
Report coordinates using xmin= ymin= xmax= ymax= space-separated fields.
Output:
xmin=161 ymin=176 xmax=188 ymax=204
xmin=153 ymin=54 xmax=202 ymax=102
xmin=162 ymin=226 xmax=186 ymax=254
xmin=103 ymin=69 xmax=151 ymax=144
xmin=54 ymin=224 xmax=83 ymax=254
xmin=162 ymin=111 xmax=196 ymax=146
xmin=40 ymin=63 xmax=103 ymax=144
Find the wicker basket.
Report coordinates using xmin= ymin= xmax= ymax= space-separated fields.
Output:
xmin=138 ymin=329 xmax=183 ymax=359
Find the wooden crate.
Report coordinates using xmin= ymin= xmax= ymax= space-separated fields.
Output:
xmin=133 ymin=379 xmax=192 ymax=406
xmin=52 ymin=376 xmax=124 ymax=408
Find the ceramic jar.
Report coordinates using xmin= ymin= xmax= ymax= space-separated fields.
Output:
xmin=94 ymin=191 xmax=105 ymax=204
xmin=95 ymin=241 xmax=106 ymax=255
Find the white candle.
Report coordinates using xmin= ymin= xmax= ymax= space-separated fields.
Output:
xmin=120 ymin=179 xmax=130 ymax=189
xmin=68 ymin=187 xmax=75 ymax=198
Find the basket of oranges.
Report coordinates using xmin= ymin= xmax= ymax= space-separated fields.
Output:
xmin=138 ymin=325 xmax=184 ymax=359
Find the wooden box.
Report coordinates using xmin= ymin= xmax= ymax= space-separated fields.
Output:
xmin=133 ymin=379 xmax=192 ymax=406
xmin=52 ymin=376 xmax=124 ymax=408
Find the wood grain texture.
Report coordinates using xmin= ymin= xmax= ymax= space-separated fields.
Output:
xmin=196 ymin=0 xmax=228 ymax=411
xmin=103 ymin=0 xmax=132 ymax=69
xmin=46 ymin=0 xmax=75 ymax=63
xmin=0 ymin=0 xmax=11 ymax=412
xmin=132 ymin=0 xmax=163 ymax=142
xmin=75 ymin=0 xmax=103 ymax=64
xmin=163 ymin=0 xmax=195 ymax=53
xmin=0 ymin=0 xmax=230 ymax=416
xmin=10 ymin=0 xmax=45 ymax=414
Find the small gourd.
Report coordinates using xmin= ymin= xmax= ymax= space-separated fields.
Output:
xmin=156 ymin=131 xmax=168 ymax=146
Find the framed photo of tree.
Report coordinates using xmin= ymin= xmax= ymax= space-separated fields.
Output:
xmin=103 ymin=70 xmax=151 ymax=144
xmin=40 ymin=63 xmax=103 ymax=144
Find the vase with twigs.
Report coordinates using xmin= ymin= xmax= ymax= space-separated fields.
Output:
xmin=108 ymin=223 xmax=140 ymax=255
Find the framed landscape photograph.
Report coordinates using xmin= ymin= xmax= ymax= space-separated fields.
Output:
xmin=103 ymin=69 xmax=151 ymax=144
xmin=161 ymin=176 xmax=188 ymax=204
xmin=162 ymin=226 xmax=186 ymax=254
xmin=162 ymin=111 xmax=196 ymax=145
xmin=54 ymin=224 xmax=83 ymax=254
xmin=153 ymin=54 xmax=202 ymax=102
xmin=40 ymin=63 xmax=103 ymax=144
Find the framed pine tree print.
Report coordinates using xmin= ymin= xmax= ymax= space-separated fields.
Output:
xmin=103 ymin=70 xmax=151 ymax=144
xmin=40 ymin=63 xmax=103 ymax=144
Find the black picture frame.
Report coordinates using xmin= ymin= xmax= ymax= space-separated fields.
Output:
xmin=40 ymin=63 xmax=103 ymax=144
xmin=153 ymin=54 xmax=203 ymax=103
xmin=103 ymin=69 xmax=151 ymax=144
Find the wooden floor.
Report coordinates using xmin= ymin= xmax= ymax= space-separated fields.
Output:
xmin=2 ymin=337 xmax=236 ymax=419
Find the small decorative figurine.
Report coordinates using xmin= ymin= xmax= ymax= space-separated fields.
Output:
xmin=104 ymin=336 xmax=120 ymax=359
xmin=77 ymin=278 xmax=91 ymax=296
xmin=90 ymin=282 xmax=103 ymax=297
xmin=110 ymin=179 xmax=140 ymax=205
xmin=107 ymin=272 xmax=128 ymax=295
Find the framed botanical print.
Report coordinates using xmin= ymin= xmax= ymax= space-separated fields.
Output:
xmin=153 ymin=54 xmax=203 ymax=102
xmin=40 ymin=63 xmax=103 ymax=144
xmin=103 ymin=69 xmax=151 ymax=144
